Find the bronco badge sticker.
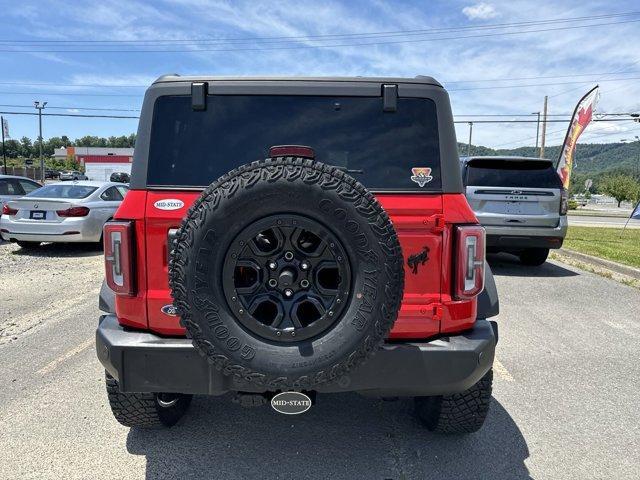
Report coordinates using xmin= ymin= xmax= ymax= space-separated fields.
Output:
xmin=153 ymin=199 xmax=184 ymax=211
xmin=410 ymin=167 xmax=433 ymax=187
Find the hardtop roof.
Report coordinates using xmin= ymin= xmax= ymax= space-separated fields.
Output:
xmin=152 ymin=74 xmax=442 ymax=88
xmin=462 ymin=155 xmax=553 ymax=166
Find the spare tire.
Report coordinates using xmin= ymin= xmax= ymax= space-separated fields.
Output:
xmin=169 ymin=157 xmax=404 ymax=389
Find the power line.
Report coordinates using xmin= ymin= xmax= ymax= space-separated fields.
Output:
xmin=491 ymin=127 xmax=569 ymax=148
xmin=455 ymin=112 xmax=637 ymax=117
xmin=0 ymin=91 xmax=141 ymax=97
xmin=0 ymin=111 xmax=139 ymax=119
xmin=1 ymin=18 xmax=639 ymax=53
xmin=0 ymin=81 xmax=144 ymax=88
xmin=0 ymin=70 xmax=640 ymax=88
xmin=453 ymin=118 xmax=638 ymax=124
xmin=9 ymin=111 xmax=630 ymax=122
xmin=2 ymin=70 xmax=640 ymax=90
xmin=549 ymin=57 xmax=640 ymax=99
xmin=0 ymin=104 xmax=635 ymax=119
xmin=2 ymin=11 xmax=637 ymax=46
xmin=2 ymin=74 xmax=638 ymax=98
xmin=445 ymin=70 xmax=640 ymax=84
xmin=0 ymin=103 xmax=140 ymax=112
xmin=448 ymin=76 xmax=640 ymax=92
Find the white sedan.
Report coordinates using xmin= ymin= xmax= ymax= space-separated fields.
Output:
xmin=0 ymin=181 xmax=128 ymax=249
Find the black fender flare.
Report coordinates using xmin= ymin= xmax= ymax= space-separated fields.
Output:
xmin=477 ymin=262 xmax=499 ymax=319
xmin=99 ymin=279 xmax=116 ymax=314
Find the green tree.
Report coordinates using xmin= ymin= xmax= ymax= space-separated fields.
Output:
xmin=20 ymin=136 xmax=33 ymax=158
xmin=3 ymin=139 xmax=21 ymax=158
xmin=599 ymin=174 xmax=640 ymax=207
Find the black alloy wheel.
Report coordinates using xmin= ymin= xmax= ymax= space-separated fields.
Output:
xmin=222 ymin=215 xmax=351 ymax=343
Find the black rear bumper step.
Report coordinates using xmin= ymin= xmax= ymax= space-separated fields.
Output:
xmin=96 ymin=315 xmax=497 ymax=397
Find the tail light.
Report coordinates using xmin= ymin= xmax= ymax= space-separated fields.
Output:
xmin=454 ymin=225 xmax=485 ymax=300
xmin=559 ymin=188 xmax=568 ymax=215
xmin=57 ymin=206 xmax=90 ymax=217
xmin=104 ymin=221 xmax=135 ymax=296
xmin=2 ymin=204 xmax=17 ymax=215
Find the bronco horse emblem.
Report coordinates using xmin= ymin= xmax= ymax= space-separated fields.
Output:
xmin=407 ymin=246 xmax=429 ymax=274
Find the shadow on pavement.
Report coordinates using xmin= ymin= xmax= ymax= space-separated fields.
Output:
xmin=127 ymin=394 xmax=531 ymax=480
xmin=7 ymin=241 xmax=102 ymax=258
xmin=488 ymin=252 xmax=578 ymax=278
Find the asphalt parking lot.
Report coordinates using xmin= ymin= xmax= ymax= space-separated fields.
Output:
xmin=0 ymin=242 xmax=638 ymax=479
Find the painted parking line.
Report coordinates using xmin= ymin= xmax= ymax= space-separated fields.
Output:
xmin=37 ymin=337 xmax=94 ymax=376
xmin=494 ymin=358 xmax=515 ymax=382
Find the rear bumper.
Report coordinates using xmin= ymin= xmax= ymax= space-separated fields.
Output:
xmin=96 ymin=314 xmax=497 ymax=397
xmin=485 ymin=215 xmax=567 ymax=249
xmin=0 ymin=217 xmax=102 ymax=243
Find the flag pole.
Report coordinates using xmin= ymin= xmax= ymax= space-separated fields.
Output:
xmin=1 ymin=116 xmax=6 ymax=175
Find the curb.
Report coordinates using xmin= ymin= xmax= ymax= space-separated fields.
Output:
xmin=557 ymin=249 xmax=640 ymax=280
xmin=568 ymin=211 xmax=630 ymax=219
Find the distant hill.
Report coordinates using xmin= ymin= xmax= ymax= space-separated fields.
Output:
xmin=458 ymin=142 xmax=640 ymax=176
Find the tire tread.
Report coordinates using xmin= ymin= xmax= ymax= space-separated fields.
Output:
xmin=415 ymin=369 xmax=493 ymax=434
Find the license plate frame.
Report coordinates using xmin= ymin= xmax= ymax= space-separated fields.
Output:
xmin=30 ymin=210 xmax=46 ymax=220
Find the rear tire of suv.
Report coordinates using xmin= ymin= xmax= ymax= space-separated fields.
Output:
xmin=105 ymin=373 xmax=192 ymax=428
xmin=16 ymin=241 xmax=41 ymax=250
xmin=414 ymin=369 xmax=493 ymax=434
xmin=519 ymin=248 xmax=549 ymax=266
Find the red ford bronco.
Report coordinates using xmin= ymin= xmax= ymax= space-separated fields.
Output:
xmin=96 ymin=75 xmax=499 ymax=433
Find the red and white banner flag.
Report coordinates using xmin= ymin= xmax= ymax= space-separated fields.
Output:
xmin=556 ymin=85 xmax=599 ymax=189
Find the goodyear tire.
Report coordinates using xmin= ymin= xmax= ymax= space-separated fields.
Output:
xmin=414 ymin=369 xmax=493 ymax=434
xmin=105 ymin=373 xmax=192 ymax=428
xmin=169 ymin=157 xmax=404 ymax=389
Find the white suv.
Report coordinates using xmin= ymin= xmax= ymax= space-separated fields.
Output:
xmin=461 ymin=156 xmax=568 ymax=266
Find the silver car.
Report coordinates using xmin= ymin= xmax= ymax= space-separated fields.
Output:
xmin=461 ymin=156 xmax=568 ymax=266
xmin=59 ymin=170 xmax=88 ymax=181
xmin=0 ymin=181 xmax=128 ymax=248
xmin=0 ymin=175 xmax=42 ymax=216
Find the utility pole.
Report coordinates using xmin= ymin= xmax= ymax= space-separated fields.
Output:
xmin=1 ymin=115 xmax=7 ymax=175
xmin=467 ymin=121 xmax=473 ymax=157
xmin=34 ymin=101 xmax=47 ymax=182
xmin=532 ymin=111 xmax=541 ymax=156
xmin=539 ymin=96 xmax=548 ymax=158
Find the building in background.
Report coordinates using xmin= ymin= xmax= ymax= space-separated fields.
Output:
xmin=53 ymin=147 xmax=134 ymax=181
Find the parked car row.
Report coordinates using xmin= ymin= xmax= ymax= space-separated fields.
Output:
xmin=0 ymin=175 xmax=42 ymax=214
xmin=0 ymin=180 xmax=128 ymax=248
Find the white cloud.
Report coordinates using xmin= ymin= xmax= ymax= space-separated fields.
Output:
xmin=462 ymin=3 xmax=498 ymax=20
xmin=69 ymin=74 xmax=154 ymax=87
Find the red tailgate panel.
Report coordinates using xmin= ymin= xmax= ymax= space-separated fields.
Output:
xmin=376 ymin=194 xmax=443 ymax=339
xmin=138 ymin=192 xmax=454 ymax=340
xmin=145 ymin=191 xmax=200 ymax=335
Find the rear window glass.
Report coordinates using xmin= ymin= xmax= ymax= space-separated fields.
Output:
xmin=26 ymin=184 xmax=97 ymax=199
xmin=465 ymin=160 xmax=562 ymax=189
xmin=147 ymin=95 xmax=441 ymax=191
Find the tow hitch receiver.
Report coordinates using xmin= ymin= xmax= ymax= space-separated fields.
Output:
xmin=232 ymin=390 xmax=315 ymax=414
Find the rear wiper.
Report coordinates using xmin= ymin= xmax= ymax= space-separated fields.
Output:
xmin=333 ymin=166 xmax=364 ymax=174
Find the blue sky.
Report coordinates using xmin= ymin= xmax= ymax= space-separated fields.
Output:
xmin=0 ymin=0 xmax=639 ymax=149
